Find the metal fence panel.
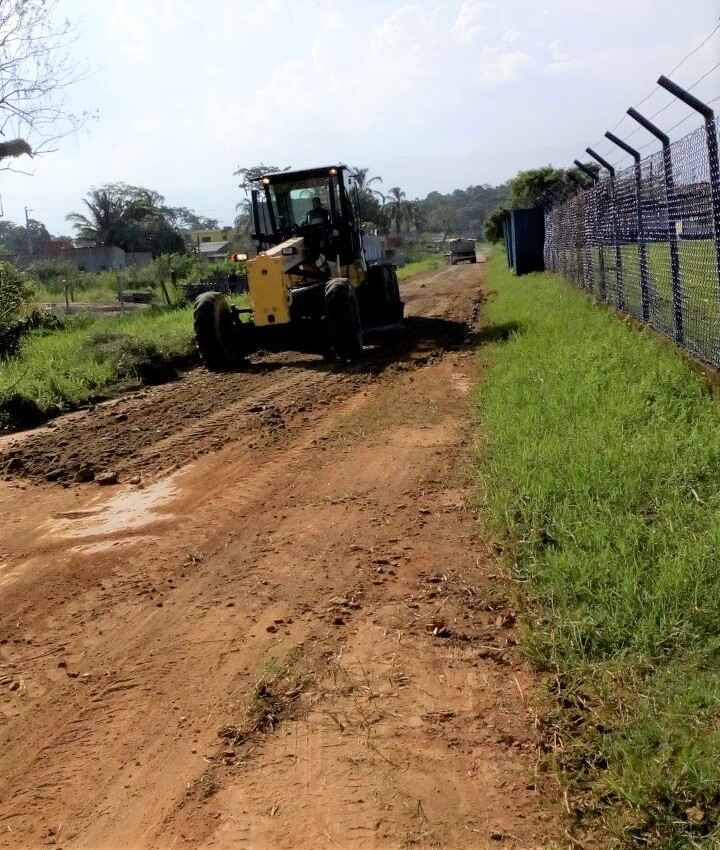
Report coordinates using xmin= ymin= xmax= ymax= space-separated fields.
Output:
xmin=545 ymin=117 xmax=720 ymax=368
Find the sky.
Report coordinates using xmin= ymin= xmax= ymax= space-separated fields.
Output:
xmin=2 ymin=0 xmax=719 ymax=234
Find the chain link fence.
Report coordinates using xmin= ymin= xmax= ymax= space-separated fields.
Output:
xmin=544 ymin=116 xmax=720 ymax=366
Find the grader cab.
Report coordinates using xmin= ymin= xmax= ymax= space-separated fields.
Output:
xmin=193 ymin=165 xmax=403 ymax=368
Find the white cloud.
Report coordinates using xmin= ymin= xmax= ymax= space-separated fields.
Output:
xmin=475 ymin=46 xmax=533 ymax=82
xmin=548 ymin=39 xmax=568 ymax=62
xmin=2 ymin=0 xmax=718 ymax=235
xmin=452 ymin=0 xmax=494 ymax=43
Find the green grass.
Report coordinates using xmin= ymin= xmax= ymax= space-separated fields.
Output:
xmin=475 ymin=252 xmax=720 ymax=847
xmin=397 ymin=254 xmax=447 ymax=280
xmin=579 ymin=240 xmax=720 ymax=362
xmin=1 ymin=293 xmax=252 ymax=429
xmin=31 ymin=281 xmax=132 ymax=305
xmin=0 ymin=306 xmax=197 ymax=428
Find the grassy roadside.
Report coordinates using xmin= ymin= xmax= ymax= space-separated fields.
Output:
xmin=30 ymin=281 xmax=136 ymax=305
xmin=397 ymin=254 xmax=447 ymax=280
xmin=0 ymin=306 xmax=198 ymax=430
xmin=475 ymin=253 xmax=720 ymax=847
xmin=397 ymin=242 xmax=490 ymax=281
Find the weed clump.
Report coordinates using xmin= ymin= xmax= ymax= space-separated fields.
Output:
xmin=82 ymin=331 xmax=178 ymax=384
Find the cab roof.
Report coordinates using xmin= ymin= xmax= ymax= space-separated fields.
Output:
xmin=257 ymin=165 xmax=348 ymax=184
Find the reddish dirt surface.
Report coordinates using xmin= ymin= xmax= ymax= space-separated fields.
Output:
xmin=0 ymin=263 xmax=560 ymax=849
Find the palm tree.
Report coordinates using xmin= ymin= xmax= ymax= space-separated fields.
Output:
xmin=350 ymin=167 xmax=386 ymax=228
xmin=66 ymin=186 xmax=180 ymax=254
xmin=351 ymin=167 xmax=384 ymax=201
xmin=385 ymin=187 xmax=408 ymax=236
xmin=408 ymin=200 xmax=428 ymax=234
xmin=66 ymin=189 xmax=129 ymax=246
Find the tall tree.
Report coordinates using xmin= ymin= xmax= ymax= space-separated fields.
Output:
xmin=385 ymin=187 xmax=408 ymax=235
xmin=167 ymin=207 xmax=219 ymax=232
xmin=0 ymin=218 xmax=51 ymax=255
xmin=67 ymin=184 xmax=185 ymax=256
xmin=407 ymin=200 xmax=428 ymax=233
xmin=510 ymin=165 xmax=598 ymax=209
xmin=0 ymin=1 xmax=89 ymax=166
xmin=234 ymin=163 xmax=288 ymax=209
xmin=66 ymin=189 xmax=128 ymax=246
xmin=350 ymin=167 xmax=384 ymax=199
xmin=350 ymin=167 xmax=385 ymax=225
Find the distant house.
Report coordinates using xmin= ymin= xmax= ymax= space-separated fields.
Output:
xmin=35 ymin=242 xmax=153 ymax=272
xmin=36 ymin=238 xmax=75 ymax=259
xmin=188 ymin=227 xmax=236 ymax=250
xmin=72 ymin=245 xmax=126 ymax=272
xmin=197 ymin=240 xmax=231 ymax=261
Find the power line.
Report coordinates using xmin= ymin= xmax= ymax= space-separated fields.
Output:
xmin=624 ymin=61 xmax=719 ymax=149
xmin=632 ymin=94 xmax=720 ymax=155
xmin=622 ymin=59 xmax=720 ymax=145
xmin=590 ymin=17 xmax=720 ymax=155
xmin=648 ymin=60 xmax=720 ymax=122
xmin=634 ymin=17 xmax=720 ymax=108
xmin=604 ymin=65 xmax=720 ymax=165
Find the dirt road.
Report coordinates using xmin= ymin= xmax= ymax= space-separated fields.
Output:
xmin=0 ymin=263 xmax=558 ymax=850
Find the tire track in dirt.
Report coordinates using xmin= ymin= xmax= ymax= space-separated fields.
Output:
xmin=0 ymin=262 xmax=560 ymax=850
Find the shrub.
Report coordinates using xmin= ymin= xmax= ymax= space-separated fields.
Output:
xmin=81 ymin=331 xmax=179 ymax=384
xmin=0 ymin=262 xmax=33 ymax=357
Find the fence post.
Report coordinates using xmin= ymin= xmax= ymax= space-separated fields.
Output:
xmin=576 ymin=158 xmax=623 ymax=310
xmin=657 ymin=75 xmax=720 ymax=304
xmin=587 ymin=182 xmax=605 ymax=300
xmin=573 ymin=161 xmax=598 ymax=292
xmin=587 ymin=147 xmax=618 ymax=303
xmin=576 ymin=188 xmax=587 ymax=289
xmin=603 ymin=134 xmax=651 ymax=321
xmin=585 ymin=148 xmax=625 ymax=310
xmin=628 ymin=107 xmax=684 ymax=345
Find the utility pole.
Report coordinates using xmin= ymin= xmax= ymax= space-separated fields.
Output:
xmin=24 ymin=205 xmax=33 ymax=257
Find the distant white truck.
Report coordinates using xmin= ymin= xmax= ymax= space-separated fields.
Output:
xmin=448 ymin=238 xmax=477 ymax=265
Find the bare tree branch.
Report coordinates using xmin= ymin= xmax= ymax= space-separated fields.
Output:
xmin=0 ymin=0 xmax=90 ymax=163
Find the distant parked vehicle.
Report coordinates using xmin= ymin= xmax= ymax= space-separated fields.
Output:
xmin=448 ymin=238 xmax=477 ymax=265
xmin=182 ymin=272 xmax=248 ymax=303
xmin=117 ymin=289 xmax=154 ymax=304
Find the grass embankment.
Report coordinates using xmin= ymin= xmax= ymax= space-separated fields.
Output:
xmin=31 ymin=281 xmax=132 ymax=304
xmin=476 ymin=252 xmax=720 ymax=847
xmin=397 ymin=242 xmax=489 ymax=281
xmin=0 ymin=306 xmax=197 ymax=429
xmin=397 ymin=254 xmax=447 ymax=280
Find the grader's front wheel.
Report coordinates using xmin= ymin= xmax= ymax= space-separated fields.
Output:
xmin=325 ymin=278 xmax=363 ymax=361
xmin=193 ymin=291 xmax=247 ymax=369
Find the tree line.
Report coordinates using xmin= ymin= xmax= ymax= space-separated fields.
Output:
xmin=233 ymin=163 xmax=512 ymax=240
xmin=484 ymin=164 xmax=600 ymax=242
xmin=0 ymin=183 xmax=221 ymax=259
xmin=0 ymin=162 xmax=604 ymax=264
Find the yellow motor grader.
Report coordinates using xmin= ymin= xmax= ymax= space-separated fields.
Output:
xmin=193 ymin=165 xmax=403 ymax=367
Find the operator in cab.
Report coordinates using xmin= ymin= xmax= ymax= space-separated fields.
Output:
xmin=305 ymin=196 xmax=330 ymax=226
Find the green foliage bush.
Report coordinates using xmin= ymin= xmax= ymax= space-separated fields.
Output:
xmin=0 ymin=262 xmax=33 ymax=357
xmin=81 ymin=330 xmax=180 ymax=384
